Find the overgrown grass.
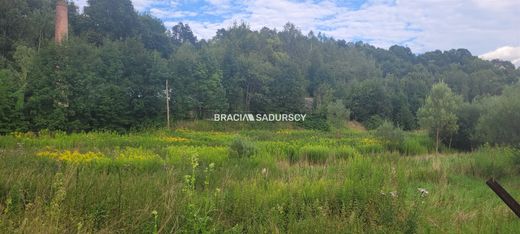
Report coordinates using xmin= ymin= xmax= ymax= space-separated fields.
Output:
xmin=0 ymin=127 xmax=519 ymax=233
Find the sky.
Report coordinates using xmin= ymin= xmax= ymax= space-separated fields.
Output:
xmin=73 ymin=0 xmax=520 ymax=67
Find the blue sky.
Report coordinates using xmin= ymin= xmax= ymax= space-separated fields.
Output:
xmin=74 ymin=0 xmax=520 ymax=66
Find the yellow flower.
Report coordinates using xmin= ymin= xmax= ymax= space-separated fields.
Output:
xmin=360 ymin=137 xmax=380 ymax=146
xmin=162 ymin=136 xmax=190 ymax=142
xmin=36 ymin=149 xmax=105 ymax=163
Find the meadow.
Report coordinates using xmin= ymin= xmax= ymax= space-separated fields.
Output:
xmin=0 ymin=122 xmax=519 ymax=233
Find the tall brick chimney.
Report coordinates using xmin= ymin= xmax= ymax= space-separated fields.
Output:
xmin=54 ymin=0 xmax=68 ymax=44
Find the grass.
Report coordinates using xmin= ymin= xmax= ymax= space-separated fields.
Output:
xmin=0 ymin=125 xmax=519 ymax=233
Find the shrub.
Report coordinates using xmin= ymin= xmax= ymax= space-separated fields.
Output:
xmin=364 ymin=115 xmax=384 ymax=130
xmin=373 ymin=121 xmax=404 ymax=151
xmin=229 ymin=137 xmax=257 ymax=159
xmin=299 ymin=145 xmax=330 ymax=164
xmin=327 ymin=100 xmax=350 ymax=130
xmin=296 ymin=114 xmax=330 ymax=131
xmin=471 ymin=146 xmax=518 ymax=179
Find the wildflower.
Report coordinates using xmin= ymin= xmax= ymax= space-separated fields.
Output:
xmin=418 ymin=188 xmax=429 ymax=197
xmin=163 ymin=136 xmax=189 ymax=142
xmin=261 ymin=168 xmax=268 ymax=177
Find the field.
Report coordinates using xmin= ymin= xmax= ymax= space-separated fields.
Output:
xmin=0 ymin=123 xmax=519 ymax=233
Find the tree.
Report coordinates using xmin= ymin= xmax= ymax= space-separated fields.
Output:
xmin=169 ymin=22 xmax=197 ymax=46
xmin=418 ymin=82 xmax=462 ymax=153
xmin=327 ymin=100 xmax=350 ymax=130
xmin=476 ymin=84 xmax=520 ymax=146
xmin=83 ymin=0 xmax=140 ymax=40
xmin=450 ymin=102 xmax=481 ymax=150
xmin=268 ymin=59 xmax=305 ymax=113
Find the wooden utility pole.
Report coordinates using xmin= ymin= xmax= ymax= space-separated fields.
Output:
xmin=166 ymin=80 xmax=170 ymax=129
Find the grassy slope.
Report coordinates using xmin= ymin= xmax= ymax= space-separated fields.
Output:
xmin=0 ymin=125 xmax=519 ymax=233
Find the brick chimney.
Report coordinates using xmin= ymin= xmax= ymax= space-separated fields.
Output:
xmin=54 ymin=0 xmax=68 ymax=44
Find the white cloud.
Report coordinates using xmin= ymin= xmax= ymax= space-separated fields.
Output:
xmin=471 ymin=0 xmax=520 ymax=10
xmin=179 ymin=0 xmax=519 ymax=55
xmin=73 ymin=0 xmax=88 ymax=11
xmin=480 ymin=46 xmax=520 ymax=68
xmin=71 ymin=0 xmax=520 ymax=56
xmin=151 ymin=8 xmax=197 ymax=18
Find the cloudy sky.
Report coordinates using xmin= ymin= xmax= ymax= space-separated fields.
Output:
xmin=74 ymin=0 xmax=520 ymax=66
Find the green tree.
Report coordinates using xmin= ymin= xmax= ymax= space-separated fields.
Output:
xmin=476 ymin=85 xmax=520 ymax=146
xmin=418 ymin=82 xmax=462 ymax=153
xmin=327 ymin=100 xmax=350 ymax=130
xmin=83 ymin=0 xmax=139 ymax=40
xmin=268 ymin=59 xmax=305 ymax=113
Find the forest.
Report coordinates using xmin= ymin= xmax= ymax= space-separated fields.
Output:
xmin=1 ymin=0 xmax=519 ymax=151
xmin=2 ymin=1 xmax=520 ymax=233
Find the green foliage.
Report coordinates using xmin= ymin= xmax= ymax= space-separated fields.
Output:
xmin=476 ymin=85 xmax=520 ymax=147
xmin=299 ymin=145 xmax=330 ymax=164
xmin=228 ymin=137 xmax=257 ymax=159
xmin=296 ymin=114 xmax=329 ymax=131
xmin=3 ymin=128 xmax=520 ymax=232
xmin=347 ymin=79 xmax=392 ymax=122
xmin=451 ymin=102 xmax=482 ymax=150
xmin=470 ymin=146 xmax=519 ymax=179
xmin=334 ymin=145 xmax=360 ymax=159
xmin=400 ymin=137 xmax=429 ymax=155
xmin=418 ymin=82 xmax=463 ymax=153
xmin=83 ymin=0 xmax=140 ymax=40
xmin=167 ymin=145 xmax=228 ymax=166
xmin=326 ymin=100 xmax=350 ymax=129
xmin=364 ymin=115 xmax=385 ymax=130
xmin=0 ymin=0 xmax=519 ymax=142
xmin=373 ymin=120 xmax=404 ymax=151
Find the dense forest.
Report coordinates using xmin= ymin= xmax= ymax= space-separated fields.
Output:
xmin=1 ymin=0 xmax=519 ymax=150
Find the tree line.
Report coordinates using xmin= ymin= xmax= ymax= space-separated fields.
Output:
xmin=1 ymin=0 xmax=519 ymax=149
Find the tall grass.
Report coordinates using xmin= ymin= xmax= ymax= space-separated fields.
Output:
xmin=299 ymin=145 xmax=331 ymax=164
xmin=1 ymin=128 xmax=520 ymax=233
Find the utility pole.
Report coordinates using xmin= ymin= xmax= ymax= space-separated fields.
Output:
xmin=166 ymin=80 xmax=170 ymax=129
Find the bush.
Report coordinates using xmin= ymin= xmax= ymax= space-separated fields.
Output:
xmin=229 ymin=137 xmax=257 ymax=158
xmin=296 ymin=114 xmax=330 ymax=131
xmin=471 ymin=146 xmax=518 ymax=179
xmin=373 ymin=121 xmax=404 ymax=151
xmin=327 ymin=100 xmax=350 ymax=129
xmin=449 ymin=102 xmax=481 ymax=150
xmin=364 ymin=115 xmax=384 ymax=130
xmin=299 ymin=145 xmax=330 ymax=164
xmin=476 ymin=85 xmax=520 ymax=147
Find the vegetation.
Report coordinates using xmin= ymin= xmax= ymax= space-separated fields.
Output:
xmin=418 ymin=82 xmax=462 ymax=153
xmin=1 ymin=0 xmax=519 ymax=143
xmin=1 ymin=126 xmax=520 ymax=233
xmin=1 ymin=0 xmax=520 ymax=232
